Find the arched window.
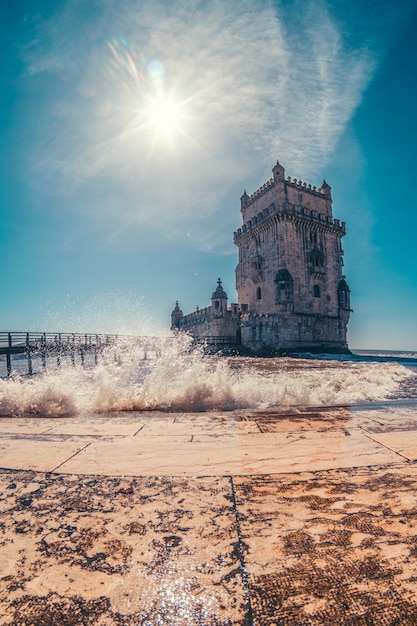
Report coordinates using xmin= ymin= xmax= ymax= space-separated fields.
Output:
xmin=310 ymin=248 xmax=324 ymax=268
xmin=251 ymin=255 xmax=262 ymax=270
xmin=313 ymin=285 xmax=321 ymax=298
xmin=275 ymin=269 xmax=294 ymax=304
xmin=256 ymin=287 xmax=262 ymax=300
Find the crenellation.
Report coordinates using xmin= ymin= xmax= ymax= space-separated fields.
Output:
xmin=247 ymin=177 xmax=275 ymax=203
xmin=285 ymin=177 xmax=323 ymax=194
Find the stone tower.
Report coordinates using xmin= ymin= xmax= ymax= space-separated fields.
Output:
xmin=233 ymin=160 xmax=351 ymax=353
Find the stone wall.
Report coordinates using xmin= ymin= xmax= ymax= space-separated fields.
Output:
xmin=240 ymin=310 xmax=349 ymax=354
xmin=175 ymin=306 xmax=240 ymax=341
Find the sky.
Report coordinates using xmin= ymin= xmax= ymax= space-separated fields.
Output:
xmin=1 ymin=0 xmax=417 ymax=350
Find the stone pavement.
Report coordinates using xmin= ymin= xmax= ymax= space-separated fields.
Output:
xmin=1 ymin=403 xmax=417 ymax=624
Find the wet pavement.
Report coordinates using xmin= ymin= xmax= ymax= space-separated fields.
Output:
xmin=1 ymin=404 xmax=417 ymax=624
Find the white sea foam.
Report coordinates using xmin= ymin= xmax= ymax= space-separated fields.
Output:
xmin=0 ymin=335 xmax=415 ymax=417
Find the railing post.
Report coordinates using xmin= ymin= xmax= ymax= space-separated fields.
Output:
xmin=56 ymin=334 xmax=61 ymax=368
xmin=6 ymin=333 xmax=12 ymax=377
xmin=71 ymin=335 xmax=75 ymax=367
xmin=94 ymin=334 xmax=99 ymax=365
xmin=41 ymin=333 xmax=47 ymax=370
xmin=26 ymin=333 xmax=33 ymax=376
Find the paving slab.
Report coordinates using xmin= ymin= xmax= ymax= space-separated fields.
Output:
xmin=0 ymin=471 xmax=248 ymax=625
xmin=355 ymin=406 xmax=417 ymax=433
xmin=245 ymin=406 xmax=352 ymax=433
xmin=141 ymin=414 xmax=260 ymax=437
xmin=55 ymin=427 xmax=402 ymax=477
xmin=0 ymin=437 xmax=92 ymax=473
xmin=43 ymin=421 xmax=143 ymax=437
xmin=0 ymin=418 xmax=68 ymax=435
xmin=233 ymin=464 xmax=417 ymax=624
xmin=367 ymin=428 xmax=417 ymax=460
xmin=0 ymin=415 xmax=126 ymax=436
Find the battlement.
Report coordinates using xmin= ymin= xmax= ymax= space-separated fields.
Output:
xmin=241 ymin=178 xmax=275 ymax=208
xmin=178 ymin=306 xmax=210 ymax=326
xmin=285 ymin=176 xmax=324 ymax=194
xmin=249 ymin=177 xmax=274 ymax=201
xmin=234 ymin=203 xmax=346 ymax=242
xmin=242 ymin=172 xmax=330 ymax=210
xmin=178 ymin=303 xmax=240 ymax=327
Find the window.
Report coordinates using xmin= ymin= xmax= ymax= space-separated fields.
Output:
xmin=313 ymin=285 xmax=321 ymax=298
xmin=251 ymin=255 xmax=262 ymax=270
xmin=310 ymin=248 xmax=324 ymax=268
xmin=275 ymin=269 xmax=294 ymax=304
xmin=256 ymin=287 xmax=262 ymax=300
xmin=215 ymin=300 xmax=220 ymax=309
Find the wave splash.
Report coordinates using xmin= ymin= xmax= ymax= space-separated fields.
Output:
xmin=0 ymin=335 xmax=415 ymax=417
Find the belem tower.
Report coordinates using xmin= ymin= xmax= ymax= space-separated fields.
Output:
xmin=171 ymin=159 xmax=352 ymax=354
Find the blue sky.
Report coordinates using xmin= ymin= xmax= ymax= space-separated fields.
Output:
xmin=1 ymin=0 xmax=416 ymax=350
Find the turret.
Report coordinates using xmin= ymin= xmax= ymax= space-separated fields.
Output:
xmin=319 ymin=179 xmax=332 ymax=198
xmin=272 ymin=160 xmax=285 ymax=183
xmin=211 ymin=278 xmax=228 ymax=316
xmin=318 ymin=179 xmax=333 ymax=215
xmin=338 ymin=279 xmax=351 ymax=311
xmin=240 ymin=189 xmax=249 ymax=211
xmin=171 ymin=301 xmax=183 ymax=329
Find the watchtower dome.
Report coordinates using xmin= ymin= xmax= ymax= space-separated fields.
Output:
xmin=211 ymin=278 xmax=228 ymax=315
xmin=171 ymin=301 xmax=183 ymax=329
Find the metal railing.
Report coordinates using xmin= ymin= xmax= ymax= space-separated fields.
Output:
xmin=0 ymin=332 xmax=122 ymax=377
xmin=0 ymin=331 xmax=239 ymax=377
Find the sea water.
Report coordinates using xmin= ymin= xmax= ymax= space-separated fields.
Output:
xmin=0 ymin=334 xmax=416 ymax=417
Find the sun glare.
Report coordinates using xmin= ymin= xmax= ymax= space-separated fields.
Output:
xmin=143 ymin=93 xmax=183 ymax=141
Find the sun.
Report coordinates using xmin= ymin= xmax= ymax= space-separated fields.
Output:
xmin=143 ymin=92 xmax=184 ymax=142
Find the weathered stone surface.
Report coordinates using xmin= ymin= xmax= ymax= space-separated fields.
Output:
xmin=0 ymin=407 xmax=408 ymax=477
xmin=0 ymin=472 xmax=247 ymax=625
xmin=234 ymin=466 xmax=417 ymax=624
xmin=2 ymin=403 xmax=417 ymax=623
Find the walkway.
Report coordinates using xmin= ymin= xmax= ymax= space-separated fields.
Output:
xmin=1 ymin=403 xmax=417 ymax=624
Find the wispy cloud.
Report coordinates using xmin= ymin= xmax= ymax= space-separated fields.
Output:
xmin=19 ymin=0 xmax=412 ymax=250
